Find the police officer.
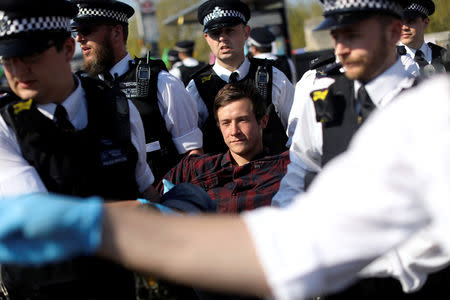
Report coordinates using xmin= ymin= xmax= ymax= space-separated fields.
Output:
xmin=247 ymin=27 xmax=297 ymax=84
xmin=273 ymin=0 xmax=450 ymax=298
xmin=187 ymin=0 xmax=295 ymax=155
xmin=71 ymin=0 xmax=203 ymax=182
xmin=167 ymin=48 xmax=181 ymax=70
xmin=0 ymin=0 xmax=159 ymax=298
xmin=169 ymin=40 xmax=207 ymax=86
xmin=399 ymin=0 xmax=448 ymax=76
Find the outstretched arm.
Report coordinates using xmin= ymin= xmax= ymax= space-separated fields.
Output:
xmin=99 ymin=206 xmax=271 ymax=298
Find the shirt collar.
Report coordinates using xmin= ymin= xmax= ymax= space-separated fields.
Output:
xmin=254 ymin=53 xmax=277 ymax=60
xmin=403 ymin=42 xmax=431 ymax=62
xmin=355 ymin=57 xmax=413 ymax=107
xmin=108 ymin=53 xmax=133 ymax=78
xmin=221 ymin=149 xmax=269 ymax=167
xmin=212 ymin=57 xmax=250 ymax=82
xmin=38 ymin=76 xmax=84 ymax=124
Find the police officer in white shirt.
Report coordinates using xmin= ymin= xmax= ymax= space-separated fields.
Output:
xmin=398 ymin=0 xmax=448 ymax=76
xmin=0 ymin=75 xmax=449 ymax=300
xmin=71 ymin=0 xmax=203 ymax=181
xmin=247 ymin=27 xmax=297 ymax=84
xmin=187 ymin=0 xmax=295 ymax=155
xmin=169 ymin=40 xmax=207 ymax=86
xmin=273 ymin=0 xmax=450 ymax=298
xmin=0 ymin=0 xmax=158 ymax=298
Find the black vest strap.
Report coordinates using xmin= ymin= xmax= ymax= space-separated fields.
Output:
xmin=179 ymin=62 xmax=207 ymax=86
xmin=115 ymin=57 xmax=181 ymax=182
xmin=274 ymin=55 xmax=293 ymax=83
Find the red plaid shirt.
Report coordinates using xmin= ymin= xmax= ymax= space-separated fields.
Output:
xmin=157 ymin=150 xmax=290 ymax=213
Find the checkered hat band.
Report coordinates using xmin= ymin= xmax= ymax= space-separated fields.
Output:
xmin=405 ymin=3 xmax=429 ymax=16
xmin=203 ymin=7 xmax=246 ymax=26
xmin=323 ymin=0 xmax=403 ymax=16
xmin=77 ymin=7 xmax=129 ymax=23
xmin=0 ymin=16 xmax=71 ymax=37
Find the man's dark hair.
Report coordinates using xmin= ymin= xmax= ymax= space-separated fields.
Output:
xmin=214 ymin=82 xmax=267 ymax=123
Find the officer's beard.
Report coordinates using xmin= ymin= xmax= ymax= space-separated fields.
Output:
xmin=82 ymin=35 xmax=115 ymax=77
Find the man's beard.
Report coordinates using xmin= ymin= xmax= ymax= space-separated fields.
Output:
xmin=82 ymin=36 xmax=115 ymax=77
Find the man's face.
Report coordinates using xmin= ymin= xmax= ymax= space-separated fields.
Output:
xmin=401 ymin=17 xmax=429 ymax=48
xmin=2 ymin=38 xmax=74 ymax=103
xmin=204 ymin=24 xmax=250 ymax=64
xmin=74 ymin=24 xmax=115 ymax=76
xmin=217 ymin=97 xmax=267 ymax=164
xmin=331 ymin=17 xmax=394 ymax=83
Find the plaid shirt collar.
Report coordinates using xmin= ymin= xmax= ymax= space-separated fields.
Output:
xmin=221 ymin=149 xmax=271 ymax=167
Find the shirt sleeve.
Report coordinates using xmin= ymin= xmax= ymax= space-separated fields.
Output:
xmin=128 ymin=100 xmax=154 ymax=192
xmin=0 ymin=115 xmax=47 ymax=198
xmin=156 ymin=71 xmax=203 ymax=154
xmin=244 ymin=76 xmax=450 ymax=299
xmin=272 ymin=73 xmax=329 ymax=207
xmin=271 ymin=66 xmax=295 ymax=129
xmin=186 ymin=79 xmax=209 ymax=128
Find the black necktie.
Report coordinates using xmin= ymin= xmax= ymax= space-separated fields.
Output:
xmin=54 ymin=105 xmax=75 ymax=132
xmin=229 ymin=72 xmax=239 ymax=83
xmin=357 ymin=85 xmax=375 ymax=124
xmin=414 ymin=50 xmax=429 ymax=69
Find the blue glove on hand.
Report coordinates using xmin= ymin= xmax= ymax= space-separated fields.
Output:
xmin=162 ymin=179 xmax=175 ymax=194
xmin=0 ymin=193 xmax=103 ymax=265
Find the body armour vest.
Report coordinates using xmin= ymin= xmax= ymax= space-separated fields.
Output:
xmin=397 ymin=43 xmax=449 ymax=74
xmin=0 ymin=76 xmax=138 ymax=300
xmin=193 ymin=58 xmax=288 ymax=155
xmin=112 ymin=58 xmax=181 ymax=182
xmin=179 ymin=61 xmax=207 ymax=86
xmin=274 ymin=55 xmax=293 ymax=83
xmin=305 ymin=74 xmax=365 ymax=189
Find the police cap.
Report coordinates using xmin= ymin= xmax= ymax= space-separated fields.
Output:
xmin=197 ymin=0 xmax=251 ymax=33
xmin=315 ymin=0 xmax=409 ymax=31
xmin=167 ymin=49 xmax=179 ymax=62
xmin=71 ymin=0 xmax=134 ymax=27
xmin=248 ymin=27 xmax=275 ymax=47
xmin=174 ymin=40 xmax=195 ymax=53
xmin=403 ymin=0 xmax=435 ymax=19
xmin=0 ymin=0 xmax=77 ymax=58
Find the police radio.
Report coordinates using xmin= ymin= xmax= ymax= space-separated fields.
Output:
xmin=255 ymin=64 xmax=270 ymax=102
xmin=136 ymin=52 xmax=151 ymax=98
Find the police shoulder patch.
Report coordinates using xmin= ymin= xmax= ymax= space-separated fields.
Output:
xmin=13 ymin=98 xmax=33 ymax=115
xmin=311 ymin=89 xmax=328 ymax=102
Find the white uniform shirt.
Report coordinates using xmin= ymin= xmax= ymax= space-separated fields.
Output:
xmin=105 ymin=54 xmax=203 ymax=154
xmin=0 ymin=76 xmax=154 ymax=198
xmin=169 ymin=57 xmax=201 ymax=81
xmin=401 ymin=42 xmax=433 ymax=64
xmin=186 ymin=57 xmax=295 ymax=129
xmin=244 ymin=75 xmax=450 ymax=299
xmin=272 ymin=57 xmax=449 ymax=293
xmin=277 ymin=57 xmax=418 ymax=206
xmin=254 ymin=52 xmax=297 ymax=84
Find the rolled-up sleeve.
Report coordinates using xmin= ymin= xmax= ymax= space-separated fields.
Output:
xmin=156 ymin=71 xmax=203 ymax=153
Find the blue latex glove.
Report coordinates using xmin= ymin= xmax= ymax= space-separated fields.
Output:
xmin=162 ymin=179 xmax=175 ymax=194
xmin=0 ymin=193 xmax=103 ymax=265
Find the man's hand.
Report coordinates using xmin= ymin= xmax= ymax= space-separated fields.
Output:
xmin=0 ymin=193 xmax=103 ymax=265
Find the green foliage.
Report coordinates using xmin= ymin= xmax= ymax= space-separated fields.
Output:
xmin=426 ymin=0 xmax=450 ymax=33
xmin=287 ymin=1 xmax=323 ymax=49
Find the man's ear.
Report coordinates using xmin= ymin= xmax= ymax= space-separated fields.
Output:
xmin=243 ymin=25 xmax=251 ymax=39
xmin=64 ymin=37 xmax=76 ymax=62
xmin=111 ymin=24 xmax=122 ymax=41
xmin=260 ymin=114 xmax=269 ymax=130
xmin=424 ymin=17 xmax=430 ymax=29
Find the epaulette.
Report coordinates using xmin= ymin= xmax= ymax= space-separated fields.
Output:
xmin=397 ymin=45 xmax=407 ymax=55
xmin=310 ymin=52 xmax=336 ymax=70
